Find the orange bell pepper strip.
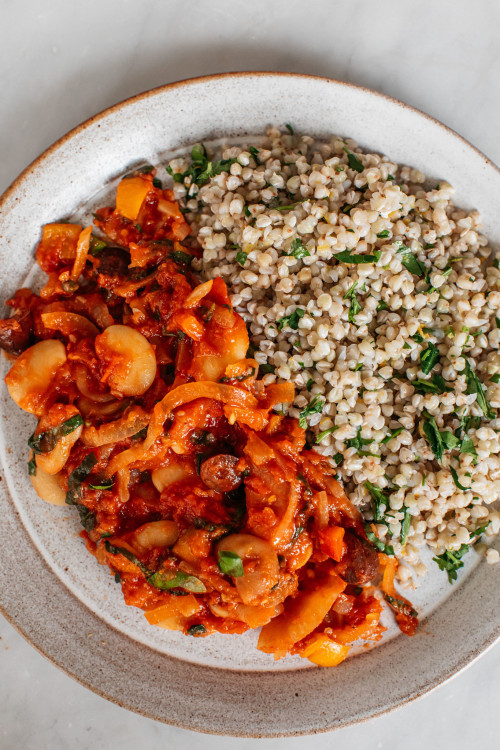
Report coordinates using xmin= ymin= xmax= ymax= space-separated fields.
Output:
xmin=116 ymin=176 xmax=152 ymax=221
xmin=379 ymin=555 xmax=419 ymax=635
xmin=69 ymin=226 xmax=92 ymax=281
xmin=299 ymin=634 xmax=350 ymax=667
xmin=257 ymin=570 xmax=346 ymax=659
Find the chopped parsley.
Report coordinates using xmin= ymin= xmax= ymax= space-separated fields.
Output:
xmin=169 ymin=249 xmax=193 ymax=266
xmin=343 ymin=282 xmax=362 ymax=323
xmin=432 ymin=545 xmax=470 ymax=583
xmin=364 ymin=481 xmax=390 ymax=522
xmin=218 ymin=550 xmax=244 ymax=577
xmin=28 ymin=414 xmax=83 ymax=455
xmin=65 ymin=453 xmax=98 ymax=531
xmin=381 ymin=426 xmax=404 ymax=444
xmin=249 ymin=146 xmax=260 ymax=164
xmin=89 ymin=236 xmax=107 ymax=256
xmin=420 ymin=342 xmax=440 ymax=374
xmin=400 ymin=507 xmax=412 ymax=546
xmin=277 ymin=307 xmax=306 ymax=331
xmin=343 ymin=146 xmax=364 ymax=173
xmin=167 ymin=143 xmax=236 ymax=190
xmin=450 ymin=466 xmax=472 ymax=491
xmin=259 ymin=363 xmax=275 ymax=375
xmin=397 ymin=244 xmax=426 ymax=276
xmin=376 ymin=230 xmax=390 ymax=238
xmin=464 ymin=360 xmax=496 ymax=419
xmin=376 ymin=300 xmax=389 ymax=312
xmin=284 ymin=238 xmax=310 ymax=259
xmin=187 ymin=624 xmax=207 ymax=636
xmin=364 ymin=524 xmax=394 ymax=555
xmin=147 ymin=569 xmax=207 ymax=593
xmin=235 ymin=250 xmax=248 ymax=267
xmin=285 ymin=123 xmax=294 ymax=135
xmin=412 ymin=374 xmax=451 ymax=395
xmin=334 ymin=249 xmax=381 ymax=264
xmin=346 ymin=429 xmax=379 ymax=457
xmin=422 ymin=415 xmax=444 ymax=461
xmin=299 ymin=395 xmax=324 ymax=429
xmin=315 ymin=426 xmax=338 ymax=443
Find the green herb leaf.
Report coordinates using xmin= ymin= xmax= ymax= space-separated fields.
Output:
xmin=376 ymin=230 xmax=390 ymax=239
xmin=218 ymin=550 xmax=244 ymax=577
xmin=65 ymin=453 xmax=98 ymax=515
xmin=306 ymin=378 xmax=313 ymax=391
xmin=491 ymin=374 xmax=500 ymax=384
xmin=285 ymin=123 xmax=294 ymax=135
xmin=28 ymin=414 xmax=84 ymax=455
xmin=104 ymin=541 xmax=152 ymax=578
xmin=364 ymin=524 xmax=394 ymax=555
xmin=384 ymin=594 xmax=418 ymax=618
xmin=450 ymin=466 xmax=472 ymax=491
xmin=148 ymin=569 xmax=207 ymax=593
xmin=440 ymin=431 xmax=460 ymax=450
xmin=187 ymin=624 xmax=207 ymax=636
xmin=285 ymin=238 xmax=310 ymax=259
xmin=422 ymin=415 xmax=444 ymax=461
xmin=412 ymin=374 xmax=451 ymax=395
xmin=420 ymin=342 xmax=440 ymax=374
xmin=433 ymin=544 xmax=470 ymax=583
xmin=271 ymin=200 xmax=306 ymax=212
xmin=88 ymin=479 xmax=114 ymax=490
xmin=343 ymin=281 xmax=362 ymax=323
xmin=397 ymin=245 xmax=427 ymax=276
xmin=376 ymin=300 xmax=389 ymax=312
xmin=334 ymin=250 xmax=381 ymax=264
xmin=464 ymin=360 xmax=496 ymax=419
xmin=28 ymin=456 xmax=37 ymax=476
xmin=346 ymin=428 xmax=373 ymax=452
xmin=172 ymin=143 xmax=236 ymax=189
xmin=249 ymin=146 xmax=260 ymax=164
xmin=364 ymin=481 xmax=390 ymax=522
xmin=169 ymin=250 xmax=193 ymax=266
xmin=277 ymin=307 xmax=306 ymax=331
xmin=292 ymin=525 xmax=305 ymax=543
xmin=315 ymin=426 xmax=338 ymax=443
xmin=460 ymin=435 xmax=477 ymax=460
xmin=236 ymin=250 xmax=248 ymax=267
xmin=343 ymin=146 xmax=364 ymax=173
xmin=89 ymin=236 xmax=108 ymax=256
xmin=400 ymin=507 xmax=412 ymax=546
xmin=259 ymin=363 xmax=275 ymax=375
xmin=470 ymin=521 xmax=491 ymax=538
xmin=299 ymin=395 xmax=324 ymax=429
xmin=381 ymin=426 xmax=404 ymax=444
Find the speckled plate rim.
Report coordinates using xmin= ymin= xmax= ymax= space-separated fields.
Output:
xmin=0 ymin=71 xmax=499 ymax=737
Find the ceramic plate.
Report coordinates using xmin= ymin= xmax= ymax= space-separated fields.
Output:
xmin=0 ymin=72 xmax=499 ymax=736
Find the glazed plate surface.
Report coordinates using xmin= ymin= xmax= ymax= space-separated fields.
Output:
xmin=0 ymin=72 xmax=499 ymax=736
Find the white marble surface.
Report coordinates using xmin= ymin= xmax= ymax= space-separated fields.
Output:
xmin=0 ymin=0 xmax=499 ymax=747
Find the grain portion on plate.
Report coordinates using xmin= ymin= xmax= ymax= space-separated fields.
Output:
xmin=169 ymin=128 xmax=500 ymax=585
